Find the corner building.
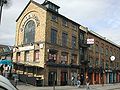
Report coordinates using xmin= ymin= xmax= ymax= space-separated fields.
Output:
xmin=13 ymin=0 xmax=120 ymax=86
xmin=13 ymin=0 xmax=80 ymax=86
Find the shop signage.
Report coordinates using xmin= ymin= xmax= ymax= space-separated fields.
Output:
xmin=19 ymin=46 xmax=34 ymax=51
xmin=87 ymin=39 xmax=94 ymax=44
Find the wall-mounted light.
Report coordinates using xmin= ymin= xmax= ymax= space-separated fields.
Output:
xmin=110 ymin=56 xmax=115 ymax=62
xmin=36 ymin=43 xmax=39 ymax=46
xmin=47 ymin=49 xmax=49 ymax=52
xmin=30 ymin=43 xmax=33 ymax=46
xmin=40 ymin=44 xmax=44 ymax=49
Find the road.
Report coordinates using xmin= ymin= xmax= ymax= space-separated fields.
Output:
xmin=16 ymin=83 xmax=120 ymax=90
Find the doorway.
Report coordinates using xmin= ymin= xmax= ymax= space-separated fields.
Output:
xmin=61 ymin=72 xmax=68 ymax=85
xmin=48 ymin=71 xmax=57 ymax=86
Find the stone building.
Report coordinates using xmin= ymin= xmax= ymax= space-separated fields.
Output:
xmin=13 ymin=0 xmax=120 ymax=86
xmin=87 ymin=30 xmax=120 ymax=84
xmin=13 ymin=0 xmax=80 ymax=86
xmin=79 ymin=26 xmax=120 ymax=85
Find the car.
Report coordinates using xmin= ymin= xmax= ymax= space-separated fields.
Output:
xmin=0 ymin=75 xmax=17 ymax=90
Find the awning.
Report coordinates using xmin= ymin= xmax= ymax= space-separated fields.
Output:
xmin=0 ymin=59 xmax=12 ymax=65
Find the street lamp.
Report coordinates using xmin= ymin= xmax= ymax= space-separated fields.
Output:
xmin=0 ymin=0 xmax=6 ymax=23
xmin=51 ymin=72 xmax=55 ymax=90
xmin=0 ymin=0 xmax=11 ymax=23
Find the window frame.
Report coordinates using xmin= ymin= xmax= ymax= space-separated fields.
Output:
xmin=51 ymin=14 xmax=58 ymax=22
xmin=72 ymin=36 xmax=76 ymax=48
xmin=34 ymin=50 xmax=40 ymax=62
xmin=62 ymin=32 xmax=68 ymax=46
xmin=51 ymin=28 xmax=57 ymax=44
xmin=25 ymin=51 xmax=30 ymax=62
xmin=24 ymin=20 xmax=35 ymax=44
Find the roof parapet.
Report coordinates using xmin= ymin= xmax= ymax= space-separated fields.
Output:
xmin=89 ymin=30 xmax=119 ymax=47
xmin=79 ymin=25 xmax=88 ymax=33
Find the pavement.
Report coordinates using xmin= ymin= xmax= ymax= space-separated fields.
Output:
xmin=16 ymin=82 xmax=120 ymax=90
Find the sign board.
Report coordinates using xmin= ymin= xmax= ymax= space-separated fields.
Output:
xmin=19 ymin=46 xmax=34 ymax=51
xmin=87 ymin=39 xmax=94 ymax=44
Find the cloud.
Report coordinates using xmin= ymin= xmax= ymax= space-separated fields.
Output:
xmin=0 ymin=0 xmax=29 ymax=45
xmin=58 ymin=0 xmax=107 ymax=21
xmin=0 ymin=0 xmax=120 ymax=45
xmin=0 ymin=34 xmax=15 ymax=45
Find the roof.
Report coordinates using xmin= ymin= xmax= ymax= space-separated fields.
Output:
xmin=42 ymin=0 xmax=60 ymax=9
xmin=0 ymin=44 xmax=13 ymax=56
xmin=88 ymin=30 xmax=120 ymax=48
xmin=16 ymin=0 xmax=80 ymax=26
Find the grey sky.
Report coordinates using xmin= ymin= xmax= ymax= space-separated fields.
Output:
xmin=0 ymin=0 xmax=120 ymax=45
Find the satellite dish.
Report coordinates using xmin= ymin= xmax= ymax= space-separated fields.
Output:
xmin=110 ymin=56 xmax=115 ymax=61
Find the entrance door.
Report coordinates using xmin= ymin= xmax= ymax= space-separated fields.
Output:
xmin=109 ymin=72 xmax=113 ymax=83
xmin=88 ymin=73 xmax=93 ymax=84
xmin=61 ymin=72 xmax=68 ymax=85
xmin=94 ymin=73 xmax=99 ymax=84
xmin=48 ymin=71 xmax=57 ymax=86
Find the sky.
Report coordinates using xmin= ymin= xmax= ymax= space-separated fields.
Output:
xmin=0 ymin=0 xmax=120 ymax=46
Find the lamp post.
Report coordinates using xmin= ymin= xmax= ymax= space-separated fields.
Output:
xmin=110 ymin=56 xmax=115 ymax=84
xmin=0 ymin=0 xmax=7 ymax=23
xmin=51 ymin=72 xmax=55 ymax=90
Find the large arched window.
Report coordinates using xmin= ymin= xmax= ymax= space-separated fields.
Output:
xmin=24 ymin=20 xmax=35 ymax=44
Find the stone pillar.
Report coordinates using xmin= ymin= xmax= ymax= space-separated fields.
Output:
xmin=93 ymin=72 xmax=95 ymax=84
xmin=68 ymin=68 xmax=71 ymax=85
xmin=57 ymin=68 xmax=61 ymax=86
xmin=99 ymin=73 xmax=101 ymax=84
xmin=104 ymin=73 xmax=106 ymax=84
xmin=44 ymin=68 xmax=48 ymax=86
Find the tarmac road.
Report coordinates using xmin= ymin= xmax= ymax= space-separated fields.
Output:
xmin=16 ymin=83 xmax=120 ymax=90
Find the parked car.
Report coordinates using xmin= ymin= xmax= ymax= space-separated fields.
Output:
xmin=0 ymin=75 xmax=17 ymax=90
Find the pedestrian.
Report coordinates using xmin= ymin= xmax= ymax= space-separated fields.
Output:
xmin=77 ymin=74 xmax=81 ymax=88
xmin=0 ymin=64 xmax=4 ymax=75
xmin=12 ymin=71 xmax=19 ymax=87
xmin=80 ymin=74 xmax=84 ymax=85
xmin=71 ymin=75 xmax=75 ymax=86
xmin=3 ymin=64 xmax=9 ymax=78
xmin=86 ymin=76 xmax=90 ymax=90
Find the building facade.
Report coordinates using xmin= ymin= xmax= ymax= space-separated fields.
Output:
xmin=87 ymin=30 xmax=120 ymax=84
xmin=0 ymin=44 xmax=13 ymax=60
xmin=13 ymin=0 xmax=80 ymax=86
xmin=13 ymin=0 xmax=120 ymax=86
xmin=78 ymin=27 xmax=120 ymax=85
